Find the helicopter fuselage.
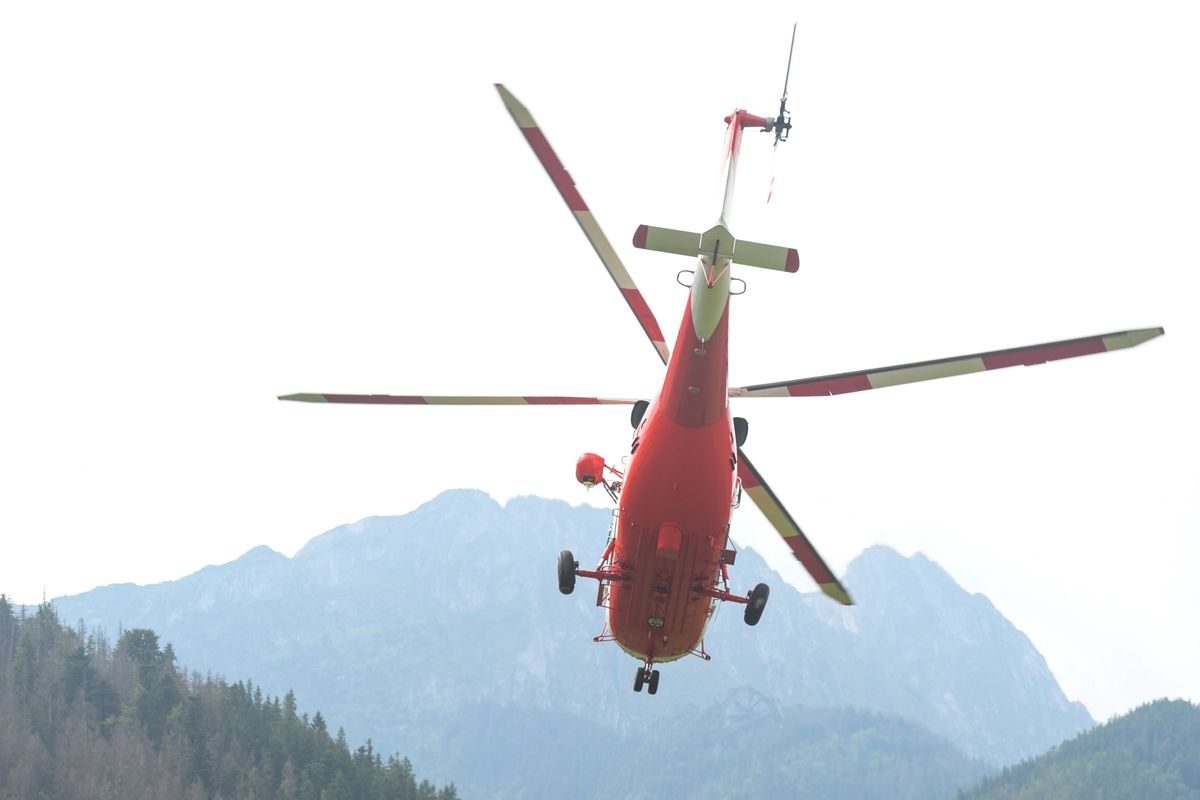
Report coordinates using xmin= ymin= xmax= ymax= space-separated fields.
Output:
xmin=608 ymin=287 xmax=737 ymax=663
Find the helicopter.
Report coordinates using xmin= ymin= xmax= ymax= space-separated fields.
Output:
xmin=281 ymin=29 xmax=1163 ymax=695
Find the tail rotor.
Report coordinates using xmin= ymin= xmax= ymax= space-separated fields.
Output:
xmin=766 ymin=22 xmax=797 ymax=148
xmin=766 ymin=23 xmax=796 ymax=203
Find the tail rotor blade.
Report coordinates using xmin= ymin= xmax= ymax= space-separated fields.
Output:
xmin=774 ymin=22 xmax=797 ymax=148
xmin=766 ymin=23 xmax=797 ymax=198
xmin=767 ymin=145 xmax=778 ymax=204
xmin=780 ymin=23 xmax=796 ymax=115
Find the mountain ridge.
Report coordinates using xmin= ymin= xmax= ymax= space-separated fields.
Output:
xmin=54 ymin=489 xmax=1094 ymax=794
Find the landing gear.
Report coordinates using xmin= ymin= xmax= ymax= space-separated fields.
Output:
xmin=633 ymin=665 xmax=660 ymax=694
xmin=744 ymin=582 xmax=769 ymax=626
xmin=558 ymin=550 xmax=577 ymax=595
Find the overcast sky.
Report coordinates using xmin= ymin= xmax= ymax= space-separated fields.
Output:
xmin=2 ymin=1 xmax=1196 ymax=722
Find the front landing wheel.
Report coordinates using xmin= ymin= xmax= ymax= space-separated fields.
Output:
xmin=633 ymin=668 xmax=645 ymax=692
xmin=558 ymin=550 xmax=577 ymax=595
xmin=744 ymin=582 xmax=770 ymax=626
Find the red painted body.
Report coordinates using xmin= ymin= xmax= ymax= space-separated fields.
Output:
xmin=607 ymin=296 xmax=736 ymax=662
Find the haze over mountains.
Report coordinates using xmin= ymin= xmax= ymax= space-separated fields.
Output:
xmin=54 ymin=490 xmax=1094 ymax=797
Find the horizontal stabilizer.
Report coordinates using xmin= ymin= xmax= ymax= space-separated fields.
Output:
xmin=632 ymin=225 xmax=702 ymax=257
xmin=280 ymin=393 xmax=636 ymax=405
xmin=634 ymin=223 xmax=798 ymax=273
xmin=733 ymin=238 xmax=799 ymax=273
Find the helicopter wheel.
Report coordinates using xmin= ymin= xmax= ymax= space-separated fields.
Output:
xmin=633 ymin=668 xmax=645 ymax=692
xmin=647 ymin=669 xmax=660 ymax=695
xmin=558 ymin=550 xmax=577 ymax=595
xmin=744 ymin=582 xmax=770 ymax=626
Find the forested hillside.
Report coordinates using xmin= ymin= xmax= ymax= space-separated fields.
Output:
xmin=0 ymin=594 xmax=458 ymax=800
xmin=960 ymin=699 xmax=1200 ymax=799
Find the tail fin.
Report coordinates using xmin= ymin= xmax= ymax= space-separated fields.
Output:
xmin=633 ymin=224 xmax=799 ymax=273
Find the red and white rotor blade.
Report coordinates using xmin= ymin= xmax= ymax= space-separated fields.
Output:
xmin=496 ymin=84 xmax=669 ymax=367
xmin=737 ymin=449 xmax=852 ymax=605
xmin=280 ymin=393 xmax=636 ymax=405
xmin=730 ymin=327 xmax=1164 ymax=398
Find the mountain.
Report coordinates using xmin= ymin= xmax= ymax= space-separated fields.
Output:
xmin=53 ymin=489 xmax=1092 ymax=795
xmin=959 ymin=699 xmax=1200 ymax=799
xmin=0 ymin=596 xmax=458 ymax=800
xmin=408 ymin=687 xmax=989 ymax=800
xmin=779 ymin=543 xmax=1094 ymax=764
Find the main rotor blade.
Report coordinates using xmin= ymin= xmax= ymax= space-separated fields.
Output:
xmin=496 ymin=84 xmax=670 ymax=367
xmin=730 ymin=327 xmax=1164 ymax=398
xmin=737 ymin=449 xmax=852 ymax=605
xmin=280 ymin=393 xmax=635 ymax=405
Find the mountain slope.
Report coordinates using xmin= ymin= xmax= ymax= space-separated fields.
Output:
xmin=775 ymin=543 xmax=1092 ymax=763
xmin=0 ymin=596 xmax=457 ymax=800
xmin=960 ymin=699 xmax=1200 ymax=799
xmin=54 ymin=490 xmax=1092 ymax=793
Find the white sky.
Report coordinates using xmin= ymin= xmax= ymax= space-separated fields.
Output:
xmin=2 ymin=1 xmax=1196 ymax=722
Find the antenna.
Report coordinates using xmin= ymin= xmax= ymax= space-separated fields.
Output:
xmin=767 ymin=23 xmax=797 ymax=147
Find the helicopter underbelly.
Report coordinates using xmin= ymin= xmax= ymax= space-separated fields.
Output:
xmin=606 ymin=411 xmax=735 ymax=662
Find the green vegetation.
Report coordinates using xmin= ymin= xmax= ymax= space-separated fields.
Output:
xmin=960 ymin=699 xmax=1200 ymax=799
xmin=0 ymin=594 xmax=458 ymax=799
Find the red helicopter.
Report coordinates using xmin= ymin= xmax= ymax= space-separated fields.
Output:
xmin=281 ymin=35 xmax=1163 ymax=695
